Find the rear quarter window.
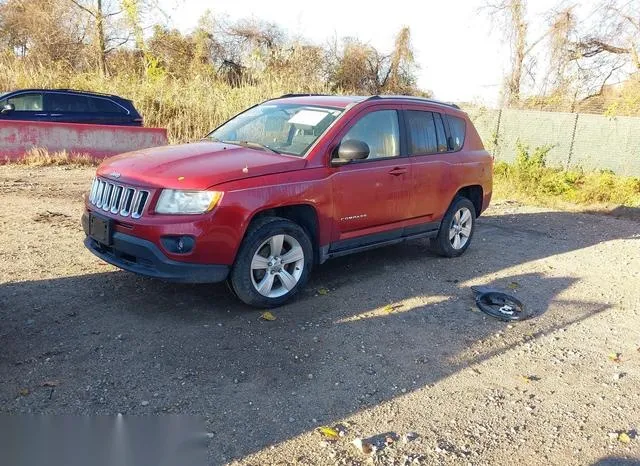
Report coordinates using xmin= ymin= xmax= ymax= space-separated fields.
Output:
xmin=90 ymin=97 xmax=127 ymax=114
xmin=447 ymin=115 xmax=466 ymax=151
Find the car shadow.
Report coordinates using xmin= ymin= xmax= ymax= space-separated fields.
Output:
xmin=591 ymin=458 xmax=640 ymax=466
xmin=0 ymin=209 xmax=638 ymax=463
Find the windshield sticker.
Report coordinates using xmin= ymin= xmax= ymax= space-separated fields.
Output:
xmin=288 ymin=109 xmax=329 ymax=127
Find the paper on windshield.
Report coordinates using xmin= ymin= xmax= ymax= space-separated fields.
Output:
xmin=288 ymin=109 xmax=329 ymax=127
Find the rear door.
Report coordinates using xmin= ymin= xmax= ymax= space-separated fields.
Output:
xmin=0 ymin=92 xmax=47 ymax=121
xmin=403 ymin=105 xmax=452 ymax=223
xmin=329 ymin=106 xmax=412 ymax=247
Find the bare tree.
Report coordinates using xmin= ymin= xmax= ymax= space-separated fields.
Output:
xmin=67 ymin=0 xmax=123 ymax=76
xmin=0 ymin=0 xmax=88 ymax=65
xmin=384 ymin=26 xmax=417 ymax=94
xmin=573 ymin=0 xmax=639 ymax=71
xmin=484 ymin=0 xmax=551 ymax=105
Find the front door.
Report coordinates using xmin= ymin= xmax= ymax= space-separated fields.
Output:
xmin=330 ymin=107 xmax=411 ymax=247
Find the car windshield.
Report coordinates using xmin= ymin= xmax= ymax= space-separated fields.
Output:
xmin=208 ymin=102 xmax=343 ymax=156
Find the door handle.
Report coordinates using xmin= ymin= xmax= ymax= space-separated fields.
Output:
xmin=388 ymin=167 xmax=408 ymax=176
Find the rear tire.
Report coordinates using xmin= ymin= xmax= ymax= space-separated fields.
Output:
xmin=431 ymin=196 xmax=476 ymax=258
xmin=230 ymin=217 xmax=313 ymax=307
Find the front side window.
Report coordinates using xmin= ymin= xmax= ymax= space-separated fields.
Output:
xmin=447 ymin=115 xmax=466 ymax=151
xmin=5 ymin=93 xmax=43 ymax=111
xmin=209 ymin=103 xmax=343 ymax=156
xmin=341 ymin=110 xmax=400 ymax=159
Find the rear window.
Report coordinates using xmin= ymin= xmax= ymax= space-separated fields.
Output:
xmin=447 ymin=115 xmax=466 ymax=151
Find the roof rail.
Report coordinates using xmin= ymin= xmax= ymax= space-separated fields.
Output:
xmin=277 ymin=93 xmax=329 ymax=98
xmin=54 ymin=88 xmax=123 ymax=99
xmin=367 ymin=95 xmax=461 ymax=109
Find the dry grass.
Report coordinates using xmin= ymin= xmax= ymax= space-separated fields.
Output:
xmin=6 ymin=147 xmax=97 ymax=167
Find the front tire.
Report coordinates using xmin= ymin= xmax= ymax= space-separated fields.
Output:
xmin=431 ymin=196 xmax=476 ymax=258
xmin=230 ymin=217 xmax=313 ymax=307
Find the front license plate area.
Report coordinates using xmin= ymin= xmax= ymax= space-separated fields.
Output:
xmin=89 ymin=213 xmax=113 ymax=246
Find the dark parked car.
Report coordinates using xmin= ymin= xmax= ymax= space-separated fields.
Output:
xmin=0 ymin=89 xmax=143 ymax=126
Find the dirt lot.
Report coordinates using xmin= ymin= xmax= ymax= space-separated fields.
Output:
xmin=1 ymin=165 xmax=639 ymax=465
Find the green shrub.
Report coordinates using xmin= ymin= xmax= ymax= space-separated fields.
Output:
xmin=494 ymin=143 xmax=640 ymax=207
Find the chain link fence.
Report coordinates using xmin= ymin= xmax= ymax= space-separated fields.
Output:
xmin=466 ymin=107 xmax=640 ymax=177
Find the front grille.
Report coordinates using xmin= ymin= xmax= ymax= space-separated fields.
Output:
xmin=88 ymin=178 xmax=150 ymax=219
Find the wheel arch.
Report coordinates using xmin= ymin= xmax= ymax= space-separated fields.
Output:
xmin=454 ymin=185 xmax=483 ymax=217
xmin=246 ymin=203 xmax=320 ymax=263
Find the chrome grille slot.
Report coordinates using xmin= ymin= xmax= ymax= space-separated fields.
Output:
xmin=132 ymin=191 xmax=149 ymax=219
xmin=95 ymin=180 xmax=105 ymax=208
xmin=110 ymin=186 xmax=123 ymax=214
xmin=102 ymin=183 xmax=113 ymax=211
xmin=88 ymin=178 xmax=150 ymax=219
xmin=89 ymin=178 xmax=99 ymax=203
xmin=120 ymin=188 xmax=135 ymax=216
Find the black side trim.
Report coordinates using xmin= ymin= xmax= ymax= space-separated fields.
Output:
xmin=321 ymin=221 xmax=440 ymax=263
xmin=329 ymin=228 xmax=402 ymax=252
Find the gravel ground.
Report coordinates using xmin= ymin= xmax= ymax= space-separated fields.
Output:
xmin=1 ymin=165 xmax=639 ymax=466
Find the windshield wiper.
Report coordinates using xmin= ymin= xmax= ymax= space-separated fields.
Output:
xmin=222 ymin=140 xmax=281 ymax=154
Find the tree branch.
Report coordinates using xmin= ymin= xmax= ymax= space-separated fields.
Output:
xmin=68 ymin=0 xmax=96 ymax=18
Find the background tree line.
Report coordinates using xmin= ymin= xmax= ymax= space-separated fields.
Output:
xmin=0 ymin=0 xmax=638 ymax=143
xmin=485 ymin=0 xmax=639 ymax=115
xmin=0 ymin=0 xmax=423 ymax=95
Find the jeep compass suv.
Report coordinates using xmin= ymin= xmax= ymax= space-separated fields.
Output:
xmin=82 ymin=94 xmax=492 ymax=307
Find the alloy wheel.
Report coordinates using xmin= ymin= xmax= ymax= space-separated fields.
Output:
xmin=449 ymin=207 xmax=473 ymax=250
xmin=250 ymin=234 xmax=305 ymax=298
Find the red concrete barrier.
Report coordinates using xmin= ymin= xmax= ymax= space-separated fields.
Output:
xmin=0 ymin=120 xmax=168 ymax=161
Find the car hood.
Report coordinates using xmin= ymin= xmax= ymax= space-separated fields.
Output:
xmin=96 ymin=142 xmax=307 ymax=190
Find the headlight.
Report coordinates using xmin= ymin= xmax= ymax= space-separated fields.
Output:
xmin=155 ymin=189 xmax=223 ymax=214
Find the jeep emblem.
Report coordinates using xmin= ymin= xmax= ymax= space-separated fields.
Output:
xmin=109 ymin=172 xmax=121 ymax=179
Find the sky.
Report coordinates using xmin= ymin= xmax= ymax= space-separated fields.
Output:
xmin=158 ymin=0 xmax=588 ymax=105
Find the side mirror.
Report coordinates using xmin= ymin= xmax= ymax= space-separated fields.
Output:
xmin=331 ymin=139 xmax=370 ymax=166
xmin=1 ymin=103 xmax=15 ymax=115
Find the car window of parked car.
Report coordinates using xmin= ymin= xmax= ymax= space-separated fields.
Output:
xmin=46 ymin=93 xmax=92 ymax=112
xmin=89 ymin=97 xmax=127 ymax=114
xmin=406 ymin=110 xmax=439 ymax=155
xmin=4 ymin=93 xmax=43 ymax=111
xmin=447 ymin=115 xmax=466 ymax=151
xmin=342 ymin=110 xmax=400 ymax=159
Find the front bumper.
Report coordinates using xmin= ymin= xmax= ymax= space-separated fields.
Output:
xmin=82 ymin=215 xmax=229 ymax=283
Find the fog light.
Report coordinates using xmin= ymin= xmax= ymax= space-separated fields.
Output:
xmin=161 ymin=235 xmax=195 ymax=254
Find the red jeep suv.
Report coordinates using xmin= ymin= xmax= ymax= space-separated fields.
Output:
xmin=82 ymin=94 xmax=492 ymax=307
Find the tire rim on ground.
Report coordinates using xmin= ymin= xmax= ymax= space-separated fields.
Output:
xmin=250 ymin=234 xmax=305 ymax=298
xmin=449 ymin=207 xmax=473 ymax=250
